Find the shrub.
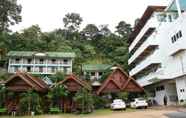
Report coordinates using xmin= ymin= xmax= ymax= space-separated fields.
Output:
xmin=49 ymin=107 xmax=60 ymax=114
xmin=47 ymin=84 xmax=69 ymax=108
xmin=93 ymin=95 xmax=107 ymax=109
xmin=73 ymin=88 xmax=94 ymax=114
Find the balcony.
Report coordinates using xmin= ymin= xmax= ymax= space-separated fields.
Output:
xmin=129 ymin=34 xmax=158 ymax=65
xmin=136 ymin=69 xmax=164 ymax=87
xmin=129 ymin=28 xmax=155 ymax=56
xmin=129 ymin=17 xmax=159 ymax=52
xmin=129 ymin=53 xmax=161 ymax=76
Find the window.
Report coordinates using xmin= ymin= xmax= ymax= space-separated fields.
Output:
xmin=63 ymin=59 xmax=68 ymax=64
xmin=63 ymin=67 xmax=68 ymax=74
xmin=171 ymin=30 xmax=183 ymax=43
xmin=39 ymin=67 xmax=43 ymax=73
xmin=27 ymin=67 xmax=31 ymax=72
xmin=27 ymin=59 xmax=32 ymax=64
xmin=15 ymin=58 xmax=20 ymax=63
xmin=168 ymin=15 xmax=172 ymax=22
xmin=51 ymin=67 xmax=56 ymax=73
xmin=99 ymin=72 xmax=103 ymax=76
xmin=14 ymin=66 xmax=19 ymax=72
xmin=52 ymin=59 xmax=56 ymax=64
xmin=157 ymin=14 xmax=167 ymax=22
xmin=39 ymin=59 xmax=44 ymax=64
xmin=180 ymin=89 xmax=185 ymax=93
xmin=91 ymin=72 xmax=95 ymax=76
xmin=156 ymin=85 xmax=165 ymax=91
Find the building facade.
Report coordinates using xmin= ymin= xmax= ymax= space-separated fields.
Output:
xmin=8 ymin=51 xmax=75 ymax=75
xmin=82 ymin=64 xmax=112 ymax=81
xmin=128 ymin=0 xmax=186 ymax=105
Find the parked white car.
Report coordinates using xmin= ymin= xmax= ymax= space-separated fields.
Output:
xmin=130 ymin=98 xmax=148 ymax=109
xmin=110 ymin=99 xmax=126 ymax=110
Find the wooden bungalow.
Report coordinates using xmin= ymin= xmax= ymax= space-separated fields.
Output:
xmin=57 ymin=74 xmax=91 ymax=112
xmin=96 ymin=67 xmax=144 ymax=95
xmin=4 ymin=71 xmax=49 ymax=113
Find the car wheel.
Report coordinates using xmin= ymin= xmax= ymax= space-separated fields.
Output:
xmin=144 ymin=106 xmax=147 ymax=109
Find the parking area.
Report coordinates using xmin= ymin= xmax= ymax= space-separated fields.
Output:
xmin=1 ymin=107 xmax=186 ymax=118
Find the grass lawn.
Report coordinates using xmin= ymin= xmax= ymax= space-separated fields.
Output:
xmin=0 ymin=108 xmax=136 ymax=118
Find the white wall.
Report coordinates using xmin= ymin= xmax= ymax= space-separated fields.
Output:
xmin=154 ymin=82 xmax=177 ymax=105
xmin=176 ymin=76 xmax=186 ymax=103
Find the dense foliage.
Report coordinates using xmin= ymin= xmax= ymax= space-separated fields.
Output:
xmin=0 ymin=20 xmax=131 ymax=74
xmin=0 ymin=0 xmax=22 ymax=32
xmin=0 ymin=85 xmax=6 ymax=108
xmin=73 ymin=88 xmax=94 ymax=113
xmin=47 ymin=85 xmax=69 ymax=108
xmin=19 ymin=90 xmax=43 ymax=115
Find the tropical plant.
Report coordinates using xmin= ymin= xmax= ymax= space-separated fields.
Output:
xmin=0 ymin=85 xmax=6 ymax=108
xmin=19 ymin=90 xmax=43 ymax=115
xmin=47 ymin=84 xmax=69 ymax=108
xmin=117 ymin=92 xmax=129 ymax=101
xmin=73 ymin=88 xmax=94 ymax=114
xmin=50 ymin=71 xmax=65 ymax=83
xmin=92 ymin=95 xmax=107 ymax=109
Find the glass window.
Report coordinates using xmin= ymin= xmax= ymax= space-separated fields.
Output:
xmin=40 ymin=59 xmax=44 ymax=64
xmin=157 ymin=14 xmax=167 ymax=22
xmin=52 ymin=59 xmax=56 ymax=64
xmin=63 ymin=67 xmax=68 ymax=74
xmin=91 ymin=72 xmax=95 ymax=76
xmin=168 ymin=15 xmax=172 ymax=22
xmin=27 ymin=59 xmax=32 ymax=64
xmin=27 ymin=67 xmax=31 ymax=72
xmin=39 ymin=67 xmax=43 ymax=72
xmin=179 ymin=31 xmax=182 ymax=38
xmin=15 ymin=58 xmax=20 ymax=63
xmin=14 ymin=66 xmax=19 ymax=72
xmin=63 ymin=59 xmax=68 ymax=64
xmin=99 ymin=72 xmax=103 ymax=76
xmin=51 ymin=67 xmax=56 ymax=73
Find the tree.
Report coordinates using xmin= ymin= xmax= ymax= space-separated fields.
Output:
xmin=0 ymin=0 xmax=22 ymax=32
xmin=63 ymin=13 xmax=83 ymax=32
xmin=19 ymin=90 xmax=43 ymax=115
xmin=73 ymin=88 xmax=94 ymax=113
xmin=99 ymin=24 xmax=111 ymax=36
xmin=0 ymin=85 xmax=6 ymax=108
xmin=81 ymin=24 xmax=99 ymax=40
xmin=115 ymin=21 xmax=132 ymax=38
xmin=47 ymin=85 xmax=69 ymax=108
xmin=50 ymin=71 xmax=65 ymax=83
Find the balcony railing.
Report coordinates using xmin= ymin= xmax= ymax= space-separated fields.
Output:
xmin=129 ymin=17 xmax=159 ymax=52
xmin=129 ymin=34 xmax=158 ymax=65
xmin=129 ymin=53 xmax=161 ymax=76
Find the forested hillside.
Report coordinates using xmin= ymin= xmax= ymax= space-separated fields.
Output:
xmin=0 ymin=0 xmax=132 ymax=74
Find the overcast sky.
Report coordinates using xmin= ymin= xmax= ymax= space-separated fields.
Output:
xmin=10 ymin=0 xmax=171 ymax=32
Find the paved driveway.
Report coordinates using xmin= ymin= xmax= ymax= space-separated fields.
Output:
xmin=1 ymin=107 xmax=186 ymax=118
xmin=47 ymin=108 xmax=186 ymax=118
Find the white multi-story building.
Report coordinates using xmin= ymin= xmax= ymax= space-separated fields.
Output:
xmin=8 ymin=51 xmax=75 ymax=75
xmin=128 ymin=0 xmax=186 ymax=105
